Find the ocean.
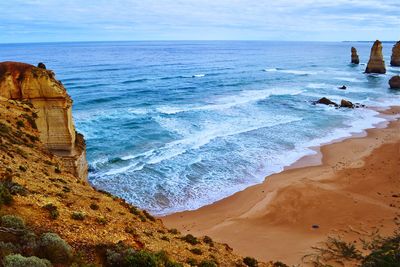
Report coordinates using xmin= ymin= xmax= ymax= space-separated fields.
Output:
xmin=1 ymin=41 xmax=399 ymax=215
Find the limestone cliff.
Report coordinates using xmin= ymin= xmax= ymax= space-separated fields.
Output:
xmin=0 ymin=61 xmax=87 ymax=180
xmin=351 ymin=47 xmax=359 ymax=64
xmin=365 ymin=40 xmax=386 ymax=74
xmin=391 ymin=41 xmax=400 ymax=66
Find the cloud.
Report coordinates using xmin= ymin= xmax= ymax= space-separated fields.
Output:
xmin=0 ymin=0 xmax=399 ymax=42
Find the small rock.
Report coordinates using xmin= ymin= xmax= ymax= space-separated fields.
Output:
xmin=340 ymin=99 xmax=354 ymax=108
xmin=312 ymin=224 xmax=319 ymax=229
xmin=338 ymin=85 xmax=347 ymax=90
xmin=315 ymin=97 xmax=338 ymax=107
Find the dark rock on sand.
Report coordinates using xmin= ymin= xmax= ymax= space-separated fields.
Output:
xmin=351 ymin=47 xmax=359 ymax=64
xmin=365 ymin=40 xmax=386 ymax=74
xmin=389 ymin=76 xmax=400 ymax=89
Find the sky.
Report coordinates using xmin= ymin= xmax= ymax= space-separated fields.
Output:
xmin=0 ymin=0 xmax=399 ymax=43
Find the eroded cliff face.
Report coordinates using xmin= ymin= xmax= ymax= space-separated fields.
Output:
xmin=365 ymin=40 xmax=386 ymax=74
xmin=391 ymin=41 xmax=400 ymax=67
xmin=0 ymin=61 xmax=87 ymax=180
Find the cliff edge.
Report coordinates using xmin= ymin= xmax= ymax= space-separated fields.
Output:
xmin=0 ymin=61 xmax=87 ymax=180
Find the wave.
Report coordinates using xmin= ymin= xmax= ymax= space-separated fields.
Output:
xmin=334 ymin=77 xmax=363 ymax=83
xmin=101 ymin=115 xmax=303 ymax=176
xmin=121 ymin=78 xmax=150 ymax=84
xmin=192 ymin=74 xmax=205 ymax=78
xmin=263 ymin=68 xmax=318 ymax=76
xmin=156 ymin=88 xmax=303 ymax=115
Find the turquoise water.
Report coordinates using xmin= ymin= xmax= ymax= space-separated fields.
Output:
xmin=1 ymin=41 xmax=399 ymax=215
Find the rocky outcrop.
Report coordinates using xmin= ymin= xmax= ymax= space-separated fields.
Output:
xmin=315 ymin=97 xmax=338 ymax=107
xmin=391 ymin=41 xmax=400 ymax=66
xmin=0 ymin=61 xmax=87 ymax=180
xmin=351 ymin=47 xmax=360 ymax=64
xmin=365 ymin=40 xmax=386 ymax=74
xmin=340 ymin=99 xmax=354 ymax=108
xmin=389 ymin=76 xmax=400 ymax=89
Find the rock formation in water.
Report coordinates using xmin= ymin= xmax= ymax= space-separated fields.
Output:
xmin=0 ymin=61 xmax=87 ymax=179
xmin=389 ymin=76 xmax=400 ymax=89
xmin=391 ymin=41 xmax=400 ymax=66
xmin=340 ymin=99 xmax=354 ymax=108
xmin=315 ymin=97 xmax=338 ymax=107
xmin=365 ymin=40 xmax=386 ymax=74
xmin=351 ymin=47 xmax=360 ymax=64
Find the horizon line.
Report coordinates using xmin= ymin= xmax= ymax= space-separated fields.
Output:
xmin=0 ymin=39 xmax=397 ymax=45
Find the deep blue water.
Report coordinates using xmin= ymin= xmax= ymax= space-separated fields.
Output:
xmin=1 ymin=41 xmax=399 ymax=214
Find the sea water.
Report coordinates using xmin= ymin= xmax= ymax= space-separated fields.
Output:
xmin=1 ymin=41 xmax=399 ymax=215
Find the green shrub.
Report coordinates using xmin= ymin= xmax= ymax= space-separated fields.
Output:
xmin=243 ymin=257 xmax=258 ymax=267
xmin=189 ymin=248 xmax=202 ymax=255
xmin=186 ymin=258 xmax=197 ymax=266
xmin=3 ymin=254 xmax=52 ymax=267
xmin=71 ymin=212 xmax=85 ymax=221
xmin=18 ymin=165 xmax=27 ymax=172
xmin=16 ymin=120 xmax=24 ymax=128
xmin=96 ymin=217 xmax=108 ymax=225
xmin=0 ymin=183 xmax=13 ymax=206
xmin=142 ymin=210 xmax=156 ymax=222
xmin=1 ymin=215 xmax=25 ymax=229
xmin=125 ymin=250 xmax=159 ymax=267
xmin=90 ymin=203 xmax=99 ymax=210
xmin=168 ymin=228 xmax=179 ymax=235
xmin=182 ymin=234 xmax=199 ymax=245
xmin=198 ymin=260 xmax=217 ymax=267
xmin=361 ymin=233 xmax=400 ymax=267
xmin=39 ymin=233 xmax=72 ymax=264
xmin=42 ymin=203 xmax=59 ymax=220
xmin=0 ymin=242 xmax=19 ymax=258
xmin=0 ymin=123 xmax=10 ymax=134
xmin=203 ymin=236 xmax=214 ymax=246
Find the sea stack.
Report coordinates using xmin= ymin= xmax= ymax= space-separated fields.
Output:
xmin=390 ymin=41 xmax=400 ymax=66
xmin=0 ymin=61 xmax=88 ymax=179
xmin=365 ymin=40 xmax=386 ymax=74
xmin=351 ymin=47 xmax=360 ymax=64
xmin=389 ymin=76 xmax=400 ymax=89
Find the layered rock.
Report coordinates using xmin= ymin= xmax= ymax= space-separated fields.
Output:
xmin=351 ymin=47 xmax=360 ymax=64
xmin=389 ymin=76 xmax=400 ymax=89
xmin=391 ymin=41 xmax=400 ymax=66
xmin=365 ymin=40 xmax=386 ymax=74
xmin=0 ymin=61 xmax=87 ymax=180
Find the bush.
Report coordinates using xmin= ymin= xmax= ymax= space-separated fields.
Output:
xmin=203 ymin=236 xmax=214 ymax=246
xmin=0 ymin=183 xmax=13 ymax=207
xmin=243 ymin=257 xmax=258 ymax=267
xmin=39 ymin=233 xmax=72 ymax=264
xmin=0 ymin=242 xmax=19 ymax=258
xmin=182 ymin=234 xmax=199 ymax=245
xmin=142 ymin=210 xmax=156 ymax=222
xmin=189 ymin=248 xmax=202 ymax=255
xmin=1 ymin=215 xmax=25 ymax=230
xmin=3 ymin=254 xmax=52 ymax=267
xmin=42 ymin=203 xmax=59 ymax=220
xmin=198 ymin=260 xmax=217 ymax=267
xmin=90 ymin=203 xmax=99 ymax=210
xmin=16 ymin=120 xmax=24 ymax=128
xmin=71 ymin=212 xmax=85 ymax=221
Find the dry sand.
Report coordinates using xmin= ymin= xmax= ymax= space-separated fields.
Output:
xmin=163 ymin=107 xmax=400 ymax=265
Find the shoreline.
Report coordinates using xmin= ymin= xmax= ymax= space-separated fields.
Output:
xmin=162 ymin=106 xmax=400 ymax=265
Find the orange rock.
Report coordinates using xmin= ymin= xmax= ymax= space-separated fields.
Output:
xmin=391 ymin=41 xmax=400 ymax=66
xmin=351 ymin=47 xmax=359 ymax=64
xmin=365 ymin=40 xmax=386 ymax=74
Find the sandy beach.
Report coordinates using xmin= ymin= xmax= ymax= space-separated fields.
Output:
xmin=163 ymin=106 xmax=400 ymax=265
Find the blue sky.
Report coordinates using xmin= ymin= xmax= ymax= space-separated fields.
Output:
xmin=0 ymin=0 xmax=399 ymax=43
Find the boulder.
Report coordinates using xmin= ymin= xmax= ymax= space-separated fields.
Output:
xmin=340 ymin=99 xmax=354 ymax=108
xmin=365 ymin=40 xmax=386 ymax=74
xmin=351 ymin=47 xmax=359 ymax=64
xmin=316 ymin=97 xmax=338 ymax=107
xmin=37 ymin=62 xmax=47 ymax=69
xmin=338 ymin=85 xmax=347 ymax=90
xmin=0 ymin=61 xmax=88 ymax=180
xmin=391 ymin=41 xmax=400 ymax=66
xmin=389 ymin=76 xmax=400 ymax=89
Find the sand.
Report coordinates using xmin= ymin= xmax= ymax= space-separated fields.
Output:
xmin=163 ymin=106 xmax=400 ymax=265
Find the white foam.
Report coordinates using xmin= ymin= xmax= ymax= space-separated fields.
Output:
xmin=192 ymin=74 xmax=205 ymax=78
xmin=157 ymin=88 xmax=303 ymax=115
xmin=264 ymin=68 xmax=318 ymax=75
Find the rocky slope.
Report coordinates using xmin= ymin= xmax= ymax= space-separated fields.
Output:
xmin=365 ymin=40 xmax=386 ymax=74
xmin=0 ymin=62 xmax=276 ymax=266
